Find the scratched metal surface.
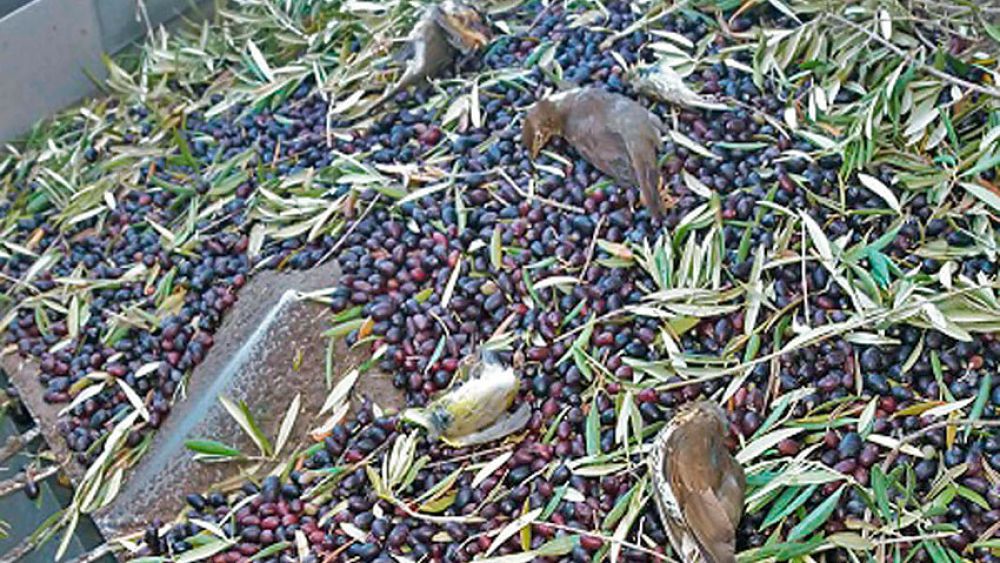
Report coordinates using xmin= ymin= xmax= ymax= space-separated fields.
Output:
xmin=91 ymin=260 xmax=405 ymax=538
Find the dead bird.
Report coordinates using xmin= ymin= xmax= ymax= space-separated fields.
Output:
xmin=649 ymin=400 xmax=746 ymax=563
xmin=629 ymin=62 xmax=730 ymax=112
xmin=522 ymin=87 xmax=669 ymax=218
xmin=402 ymin=348 xmax=530 ymax=447
xmin=370 ymin=0 xmax=492 ymax=112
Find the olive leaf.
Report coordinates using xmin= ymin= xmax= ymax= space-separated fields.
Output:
xmin=219 ymin=395 xmax=273 ymax=457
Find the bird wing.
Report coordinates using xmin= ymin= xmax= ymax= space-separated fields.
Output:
xmin=667 ymin=427 xmax=738 ymax=563
xmin=651 ymin=425 xmax=706 ymax=563
xmin=681 ymin=489 xmax=738 ymax=563
xmin=719 ymin=456 xmax=746 ymax=530
xmin=386 ymin=16 xmax=454 ymax=97
xmin=623 ymin=127 xmax=665 ymax=218
xmin=572 ymin=91 xmax=666 ymax=217
xmin=564 ymin=113 xmax=636 ymax=185
xmin=444 ymin=402 xmax=531 ymax=447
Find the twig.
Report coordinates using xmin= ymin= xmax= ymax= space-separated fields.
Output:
xmin=65 ymin=543 xmax=116 ymax=563
xmin=879 ymin=418 xmax=1000 ymax=472
xmin=527 ymin=0 xmax=557 ymax=30
xmin=578 ymin=215 xmax=606 ymax=283
xmin=828 ymin=13 xmax=1000 ymax=100
xmin=424 ymin=442 xmax=513 ymax=469
xmin=495 ymin=167 xmax=587 ymax=214
xmin=658 ymin=283 xmax=1000 ymax=389
xmin=532 ymin=520 xmax=676 ymax=561
xmin=0 ymin=426 xmax=41 ymax=464
xmin=0 ymin=464 xmax=60 ymax=497
xmin=316 ymin=192 xmax=381 ymax=267
xmin=0 ymin=536 xmax=39 ymax=563
xmin=599 ymin=0 xmax=690 ymax=51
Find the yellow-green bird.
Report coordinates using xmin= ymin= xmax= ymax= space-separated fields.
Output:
xmin=403 ymin=349 xmax=530 ymax=447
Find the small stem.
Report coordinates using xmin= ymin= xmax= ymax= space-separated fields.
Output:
xmin=316 ymin=193 xmax=381 ymax=267
xmin=532 ymin=520 xmax=676 ymax=561
xmin=0 ymin=426 xmax=41 ymax=464
xmin=0 ymin=537 xmax=39 ymax=563
xmin=0 ymin=464 xmax=60 ymax=497
xmin=65 ymin=543 xmax=116 ymax=563
xmin=879 ymin=419 xmax=1000 ymax=472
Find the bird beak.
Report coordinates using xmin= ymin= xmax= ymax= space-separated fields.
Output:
xmin=479 ymin=347 xmax=501 ymax=365
xmin=530 ymin=132 xmax=547 ymax=159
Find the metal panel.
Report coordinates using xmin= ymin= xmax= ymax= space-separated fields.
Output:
xmin=94 ymin=0 xmax=207 ymax=54
xmin=0 ymin=0 xmax=106 ymax=142
xmin=0 ymin=0 xmax=32 ymax=17
xmin=0 ymin=0 xmax=212 ymax=142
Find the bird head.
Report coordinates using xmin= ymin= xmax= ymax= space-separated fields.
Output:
xmin=677 ymin=400 xmax=729 ymax=433
xmin=522 ymin=99 xmax=561 ymax=159
xmin=433 ymin=0 xmax=493 ymax=55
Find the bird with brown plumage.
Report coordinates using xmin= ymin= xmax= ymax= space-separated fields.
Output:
xmin=649 ymin=400 xmax=746 ymax=563
xmin=369 ymin=0 xmax=492 ymax=112
xmin=521 ymin=87 xmax=669 ymax=218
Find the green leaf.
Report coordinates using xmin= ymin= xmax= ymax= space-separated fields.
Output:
xmin=983 ymin=22 xmax=1000 ymax=44
xmin=274 ymin=393 xmax=301 ymax=457
xmin=761 ymin=484 xmax=818 ymax=528
xmin=219 ymin=396 xmax=272 ymax=457
xmin=490 ymin=226 xmax=503 ymax=270
xmin=324 ymin=318 xmax=366 ymax=338
xmin=586 ymin=396 xmax=601 ymax=457
xmin=541 ymin=484 xmax=568 ymax=520
xmin=749 ymin=536 xmax=826 ymax=560
xmin=601 ymin=482 xmax=637 ymax=530
xmin=474 ymin=535 xmax=577 ymax=563
xmin=787 ymin=486 xmax=844 ymax=541
xmin=957 ymin=485 xmax=990 ymax=510
xmin=867 ymin=249 xmax=891 ymax=289
xmin=249 ymin=541 xmax=291 ymax=561
xmin=176 ymin=535 xmax=233 ymax=563
xmin=959 ymin=182 xmax=1000 ymax=213
xmin=965 ymin=373 xmax=991 ymax=441
xmin=940 ymin=109 xmax=959 ymax=149
xmin=828 ymin=532 xmax=874 ymax=551
xmin=961 ymin=152 xmax=1000 ymax=179
xmin=871 ymin=465 xmax=895 ymax=523
xmin=185 ymin=439 xmax=243 ymax=458
xmin=524 ymin=41 xmax=556 ymax=67
xmin=330 ymin=305 xmax=363 ymax=324
xmin=172 ymin=128 xmax=198 ymax=169
xmin=536 ymin=535 xmax=577 ymax=556
xmin=921 ymin=539 xmax=950 ymax=563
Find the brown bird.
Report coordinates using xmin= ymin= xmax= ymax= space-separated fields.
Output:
xmin=522 ymin=87 xmax=668 ymax=218
xmin=371 ymin=1 xmax=492 ymax=111
xmin=649 ymin=400 xmax=746 ymax=563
